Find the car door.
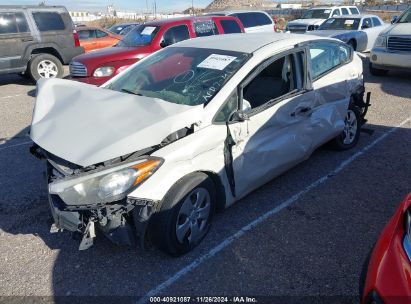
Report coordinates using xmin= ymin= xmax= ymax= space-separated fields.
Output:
xmin=0 ymin=11 xmax=32 ymax=72
xmin=360 ymin=17 xmax=376 ymax=50
xmin=226 ymin=49 xmax=317 ymax=198
xmin=306 ymin=41 xmax=354 ymax=148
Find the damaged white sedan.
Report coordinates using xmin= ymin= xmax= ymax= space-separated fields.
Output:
xmin=30 ymin=33 xmax=370 ymax=256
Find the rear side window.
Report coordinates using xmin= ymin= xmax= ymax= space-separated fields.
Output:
xmin=32 ymin=12 xmax=65 ymax=31
xmin=96 ymin=30 xmax=108 ymax=38
xmin=309 ymin=42 xmax=351 ymax=79
xmin=341 ymin=8 xmax=349 ymax=15
xmin=233 ymin=12 xmax=272 ymax=28
xmin=0 ymin=13 xmax=18 ymax=34
xmin=372 ymin=17 xmax=382 ymax=26
xmin=220 ymin=19 xmax=242 ymax=33
xmin=15 ymin=13 xmax=29 ymax=32
xmin=350 ymin=8 xmax=360 ymax=14
xmin=193 ymin=21 xmax=218 ymax=37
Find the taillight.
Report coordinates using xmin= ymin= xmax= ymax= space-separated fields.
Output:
xmin=73 ymin=30 xmax=80 ymax=47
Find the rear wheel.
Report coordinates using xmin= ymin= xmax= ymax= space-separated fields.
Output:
xmin=332 ymin=105 xmax=361 ymax=150
xmin=28 ymin=53 xmax=63 ymax=81
xmin=152 ymin=172 xmax=216 ymax=256
xmin=369 ymin=62 xmax=388 ymax=76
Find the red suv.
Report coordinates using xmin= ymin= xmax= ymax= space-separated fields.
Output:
xmin=69 ymin=16 xmax=245 ymax=86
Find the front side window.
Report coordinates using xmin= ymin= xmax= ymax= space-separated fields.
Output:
xmin=32 ymin=12 xmax=65 ymax=31
xmin=372 ymin=17 xmax=382 ymax=26
xmin=362 ymin=18 xmax=372 ymax=29
xmin=303 ymin=9 xmax=332 ymax=19
xmin=318 ymin=18 xmax=360 ymax=30
xmin=78 ymin=30 xmax=95 ymax=40
xmin=117 ymin=25 xmax=159 ymax=47
xmin=332 ymin=9 xmax=340 ymax=17
xmin=161 ymin=25 xmax=190 ymax=46
xmin=15 ymin=13 xmax=29 ymax=32
xmin=220 ymin=20 xmax=242 ymax=33
xmin=193 ymin=21 xmax=218 ymax=37
xmin=0 ymin=13 xmax=18 ymax=34
xmin=107 ymin=47 xmax=251 ymax=106
xmin=242 ymin=53 xmax=303 ymax=110
xmin=341 ymin=8 xmax=349 ymax=15
xmin=309 ymin=42 xmax=351 ymax=79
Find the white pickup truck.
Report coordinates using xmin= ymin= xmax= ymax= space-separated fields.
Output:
xmin=370 ymin=7 xmax=411 ymax=75
xmin=286 ymin=6 xmax=360 ymax=33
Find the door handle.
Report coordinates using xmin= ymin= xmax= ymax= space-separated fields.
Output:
xmin=291 ymin=107 xmax=312 ymax=117
xmin=21 ymin=37 xmax=34 ymax=42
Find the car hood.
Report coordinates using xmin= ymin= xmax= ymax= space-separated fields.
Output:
xmin=30 ymin=79 xmax=203 ymax=167
xmin=72 ymin=45 xmax=154 ymax=75
xmin=381 ymin=23 xmax=411 ymax=36
xmin=311 ymin=30 xmax=353 ymax=37
xmin=288 ymin=18 xmax=325 ymax=26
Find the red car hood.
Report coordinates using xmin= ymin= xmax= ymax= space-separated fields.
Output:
xmin=72 ymin=45 xmax=155 ymax=75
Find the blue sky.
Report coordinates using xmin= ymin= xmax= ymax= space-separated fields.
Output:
xmin=0 ymin=0 xmax=213 ymax=12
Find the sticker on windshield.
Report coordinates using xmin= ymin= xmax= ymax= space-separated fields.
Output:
xmin=141 ymin=26 xmax=156 ymax=35
xmin=197 ymin=54 xmax=237 ymax=70
xmin=345 ymin=20 xmax=355 ymax=25
xmin=324 ymin=9 xmax=331 ymax=13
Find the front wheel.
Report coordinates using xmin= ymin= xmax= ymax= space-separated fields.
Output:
xmin=332 ymin=106 xmax=361 ymax=150
xmin=28 ymin=53 xmax=64 ymax=81
xmin=152 ymin=172 xmax=216 ymax=256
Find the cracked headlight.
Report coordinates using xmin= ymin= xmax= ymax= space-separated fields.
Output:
xmin=374 ymin=36 xmax=387 ymax=48
xmin=93 ymin=66 xmax=115 ymax=77
xmin=49 ymin=158 xmax=162 ymax=205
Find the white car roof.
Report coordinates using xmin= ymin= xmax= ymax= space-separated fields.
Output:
xmin=172 ymin=33 xmax=328 ymax=54
xmin=208 ymin=10 xmax=270 ymax=15
xmin=331 ymin=14 xmax=379 ymax=19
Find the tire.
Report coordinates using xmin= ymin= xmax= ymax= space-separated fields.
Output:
xmin=369 ymin=62 xmax=388 ymax=76
xmin=347 ymin=39 xmax=357 ymax=51
xmin=152 ymin=172 xmax=216 ymax=256
xmin=28 ymin=53 xmax=63 ymax=81
xmin=331 ymin=104 xmax=361 ymax=151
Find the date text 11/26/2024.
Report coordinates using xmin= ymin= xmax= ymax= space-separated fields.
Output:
xmin=149 ymin=296 xmax=258 ymax=303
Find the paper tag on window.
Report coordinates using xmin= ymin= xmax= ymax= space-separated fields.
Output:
xmin=345 ymin=20 xmax=355 ymax=25
xmin=324 ymin=9 xmax=331 ymax=13
xmin=141 ymin=26 xmax=156 ymax=35
xmin=197 ymin=54 xmax=237 ymax=70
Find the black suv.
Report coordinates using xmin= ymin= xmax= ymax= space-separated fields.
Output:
xmin=0 ymin=5 xmax=84 ymax=81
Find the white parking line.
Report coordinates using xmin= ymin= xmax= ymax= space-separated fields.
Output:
xmin=136 ymin=115 xmax=411 ymax=304
xmin=0 ymin=140 xmax=32 ymax=151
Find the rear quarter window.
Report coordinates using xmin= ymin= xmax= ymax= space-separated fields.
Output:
xmin=0 ymin=13 xmax=18 ymax=34
xmin=193 ymin=21 xmax=219 ymax=37
xmin=220 ymin=19 xmax=242 ymax=33
xmin=341 ymin=8 xmax=349 ymax=15
xmin=233 ymin=12 xmax=272 ymax=28
xmin=32 ymin=12 xmax=65 ymax=31
xmin=372 ymin=17 xmax=382 ymax=26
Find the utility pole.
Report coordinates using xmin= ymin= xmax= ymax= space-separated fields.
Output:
xmin=192 ymin=0 xmax=194 ymax=15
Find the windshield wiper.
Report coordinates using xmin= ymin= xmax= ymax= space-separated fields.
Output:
xmin=121 ymin=88 xmax=143 ymax=96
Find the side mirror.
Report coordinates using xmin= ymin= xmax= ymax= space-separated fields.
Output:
xmin=391 ymin=15 xmax=398 ymax=24
xmin=160 ymin=40 xmax=169 ymax=48
xmin=231 ymin=110 xmax=250 ymax=122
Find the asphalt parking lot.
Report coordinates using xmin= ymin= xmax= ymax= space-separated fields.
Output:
xmin=0 ymin=57 xmax=410 ymax=303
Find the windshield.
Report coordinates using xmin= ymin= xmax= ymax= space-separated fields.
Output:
xmin=397 ymin=8 xmax=411 ymax=23
xmin=117 ymin=25 xmax=160 ymax=47
xmin=318 ymin=18 xmax=360 ymax=30
xmin=107 ymin=47 xmax=251 ymax=106
xmin=302 ymin=9 xmax=331 ymax=19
